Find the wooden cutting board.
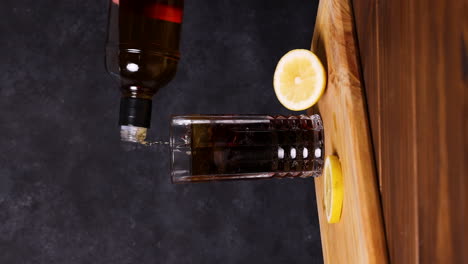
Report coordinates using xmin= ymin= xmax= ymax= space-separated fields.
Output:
xmin=307 ymin=0 xmax=388 ymax=263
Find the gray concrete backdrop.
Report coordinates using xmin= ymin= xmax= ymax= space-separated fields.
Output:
xmin=0 ymin=0 xmax=322 ymax=263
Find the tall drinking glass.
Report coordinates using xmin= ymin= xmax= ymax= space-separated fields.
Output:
xmin=170 ymin=114 xmax=324 ymax=183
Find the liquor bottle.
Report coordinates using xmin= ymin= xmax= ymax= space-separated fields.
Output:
xmin=106 ymin=0 xmax=184 ymax=142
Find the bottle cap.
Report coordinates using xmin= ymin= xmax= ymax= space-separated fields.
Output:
xmin=120 ymin=125 xmax=147 ymax=143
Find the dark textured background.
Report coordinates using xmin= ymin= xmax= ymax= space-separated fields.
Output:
xmin=0 ymin=0 xmax=322 ymax=263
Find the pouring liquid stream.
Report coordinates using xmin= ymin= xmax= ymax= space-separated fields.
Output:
xmin=141 ymin=140 xmax=170 ymax=146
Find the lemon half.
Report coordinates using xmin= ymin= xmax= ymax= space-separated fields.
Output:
xmin=324 ymin=155 xmax=344 ymax=224
xmin=273 ymin=49 xmax=326 ymax=111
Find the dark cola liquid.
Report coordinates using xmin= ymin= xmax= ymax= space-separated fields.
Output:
xmin=189 ymin=116 xmax=324 ymax=178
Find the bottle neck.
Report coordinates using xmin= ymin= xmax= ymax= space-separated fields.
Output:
xmin=119 ymin=97 xmax=152 ymax=142
xmin=119 ymin=97 xmax=152 ymax=127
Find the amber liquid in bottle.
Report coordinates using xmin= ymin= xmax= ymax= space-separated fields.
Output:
xmin=106 ymin=0 xmax=184 ymax=142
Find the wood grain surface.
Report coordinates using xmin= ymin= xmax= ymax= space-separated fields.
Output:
xmin=352 ymin=0 xmax=467 ymax=263
xmin=307 ymin=0 xmax=388 ymax=263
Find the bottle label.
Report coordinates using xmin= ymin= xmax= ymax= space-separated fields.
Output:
xmin=112 ymin=0 xmax=183 ymax=24
xmin=144 ymin=3 xmax=182 ymax=23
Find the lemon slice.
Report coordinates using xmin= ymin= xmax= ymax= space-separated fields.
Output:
xmin=273 ymin=49 xmax=326 ymax=111
xmin=324 ymin=155 xmax=344 ymax=224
